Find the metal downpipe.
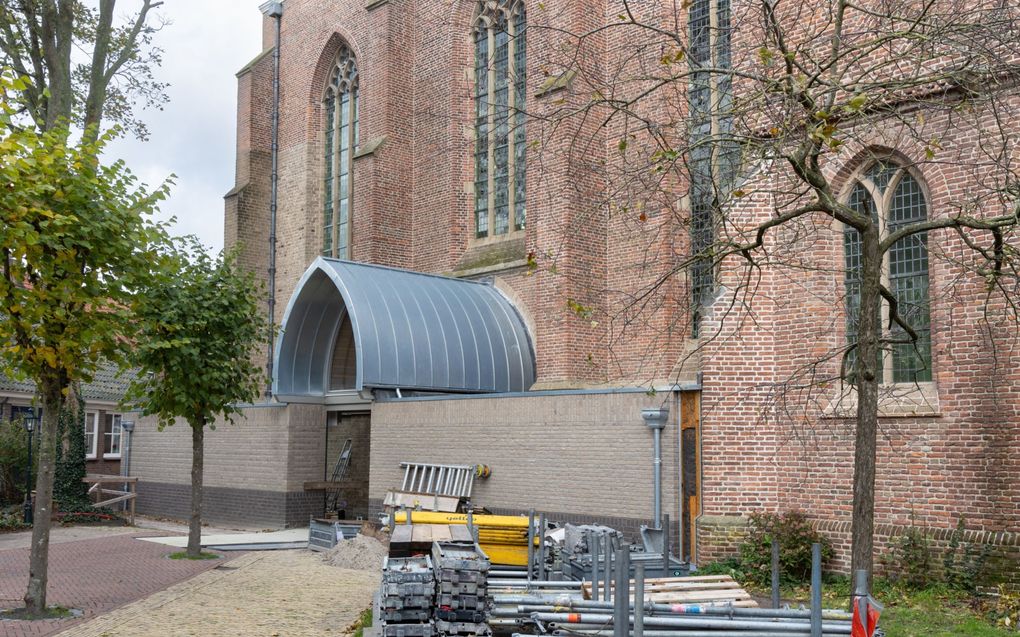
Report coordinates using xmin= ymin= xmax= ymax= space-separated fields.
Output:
xmin=643 ymin=408 xmax=669 ymax=529
xmin=260 ymin=0 xmax=283 ymax=399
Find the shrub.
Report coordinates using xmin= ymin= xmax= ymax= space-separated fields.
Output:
xmin=739 ymin=510 xmax=833 ymax=585
xmin=0 ymin=416 xmax=31 ymax=506
xmin=0 ymin=510 xmax=30 ymax=532
xmin=880 ymin=517 xmax=990 ymax=592
xmin=881 ymin=525 xmax=934 ymax=590
xmin=695 ymin=557 xmax=747 ymax=581
xmin=942 ymin=517 xmax=989 ymax=592
xmin=57 ymin=509 xmax=117 ymax=525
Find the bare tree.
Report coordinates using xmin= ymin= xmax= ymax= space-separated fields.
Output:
xmin=0 ymin=0 xmax=167 ymax=139
xmin=522 ymin=0 xmax=1020 ymax=580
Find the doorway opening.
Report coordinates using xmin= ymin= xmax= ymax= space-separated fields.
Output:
xmin=323 ymin=410 xmax=371 ymax=519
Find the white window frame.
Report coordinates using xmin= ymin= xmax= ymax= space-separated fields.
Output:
xmin=104 ymin=413 xmax=123 ymax=459
xmin=85 ymin=411 xmax=98 ymax=459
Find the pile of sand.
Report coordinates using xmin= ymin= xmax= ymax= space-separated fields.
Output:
xmin=322 ymin=534 xmax=388 ymax=571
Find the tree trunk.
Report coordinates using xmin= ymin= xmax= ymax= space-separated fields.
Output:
xmin=187 ymin=418 xmax=205 ymax=558
xmin=59 ymin=383 xmax=79 ymax=456
xmin=850 ymin=225 xmax=883 ymax=587
xmin=40 ymin=0 xmax=75 ymax=132
xmin=23 ymin=384 xmax=63 ymax=614
xmin=82 ymin=0 xmax=115 ymax=143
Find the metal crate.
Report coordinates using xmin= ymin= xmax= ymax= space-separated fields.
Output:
xmin=434 ymin=619 xmax=491 ymax=636
xmin=381 ymin=622 xmax=435 ymax=637
xmin=308 ymin=518 xmax=362 ymax=552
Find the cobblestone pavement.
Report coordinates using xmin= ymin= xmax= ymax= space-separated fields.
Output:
xmin=0 ymin=532 xmax=236 ymax=637
xmin=55 ymin=550 xmax=379 ymax=637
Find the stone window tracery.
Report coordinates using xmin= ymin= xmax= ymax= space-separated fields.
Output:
xmin=844 ymin=160 xmax=932 ymax=383
xmin=474 ymin=0 xmax=526 ymax=240
xmin=323 ymin=45 xmax=359 ymax=259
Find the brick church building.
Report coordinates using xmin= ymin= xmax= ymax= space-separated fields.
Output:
xmin=129 ymin=0 xmax=1020 ymax=580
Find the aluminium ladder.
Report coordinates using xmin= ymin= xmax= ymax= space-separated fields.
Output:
xmin=399 ymin=461 xmax=477 ymax=499
xmin=326 ymin=439 xmax=353 ymax=513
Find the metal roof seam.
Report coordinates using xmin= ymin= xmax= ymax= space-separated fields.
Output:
xmin=273 ymin=259 xmax=536 ymax=399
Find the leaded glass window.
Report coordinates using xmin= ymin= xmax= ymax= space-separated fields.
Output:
xmin=689 ymin=0 xmax=734 ymax=336
xmin=843 ymin=161 xmax=932 ymax=383
xmin=474 ymin=0 xmax=526 ymax=239
xmin=323 ymin=45 xmax=359 ymax=258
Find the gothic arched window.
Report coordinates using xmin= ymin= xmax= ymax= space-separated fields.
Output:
xmin=844 ymin=161 xmax=932 ymax=383
xmin=474 ymin=0 xmax=526 ymax=239
xmin=323 ymin=45 xmax=359 ymax=258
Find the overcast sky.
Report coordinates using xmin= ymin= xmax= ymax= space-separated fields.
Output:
xmin=105 ymin=1 xmax=265 ymax=254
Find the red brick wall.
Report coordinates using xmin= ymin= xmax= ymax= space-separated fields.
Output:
xmin=696 ymin=101 xmax=1020 ymax=581
xmin=225 ymin=0 xmax=1020 ymax=580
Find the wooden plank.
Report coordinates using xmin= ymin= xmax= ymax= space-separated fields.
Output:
xmin=383 ymin=491 xmax=460 ymax=512
xmin=411 ymin=524 xmax=435 ymax=544
xmin=391 ymin=525 xmax=413 ymax=545
xmin=450 ymin=525 xmax=474 ymax=543
xmin=84 ymin=475 xmax=138 ymax=484
xmin=646 ymin=591 xmax=752 ymax=603
xmin=94 ymin=493 xmax=136 ymax=508
xmin=432 ymin=525 xmax=452 ymax=542
xmin=629 ymin=582 xmax=742 ymax=592
xmin=622 ymin=575 xmax=734 ymax=584
xmin=608 ymin=582 xmax=742 ymax=592
xmin=586 ymin=576 xmax=741 ymax=592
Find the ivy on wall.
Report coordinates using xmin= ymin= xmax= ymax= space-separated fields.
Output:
xmin=53 ymin=390 xmax=92 ymax=512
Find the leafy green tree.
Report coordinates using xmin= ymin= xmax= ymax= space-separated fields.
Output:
xmin=0 ymin=0 xmax=166 ymax=139
xmin=126 ymin=242 xmax=270 ymax=558
xmin=0 ymin=72 xmax=170 ymax=613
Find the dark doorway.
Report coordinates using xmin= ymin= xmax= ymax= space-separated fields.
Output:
xmin=323 ymin=411 xmax=371 ymax=519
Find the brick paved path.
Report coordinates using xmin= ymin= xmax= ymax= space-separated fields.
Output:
xmin=55 ymin=550 xmax=380 ymax=637
xmin=0 ymin=533 xmax=236 ymax=637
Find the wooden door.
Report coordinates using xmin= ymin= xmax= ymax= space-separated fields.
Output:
xmin=680 ymin=391 xmax=701 ymax=562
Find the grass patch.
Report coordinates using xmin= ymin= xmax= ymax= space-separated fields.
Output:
xmin=352 ymin=607 xmax=373 ymax=637
xmin=168 ymin=550 xmax=220 ymax=560
xmin=744 ymin=576 xmax=1016 ymax=636
xmin=1 ymin=605 xmax=75 ymax=620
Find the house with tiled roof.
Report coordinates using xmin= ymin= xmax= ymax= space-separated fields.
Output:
xmin=0 ymin=362 xmax=133 ymax=477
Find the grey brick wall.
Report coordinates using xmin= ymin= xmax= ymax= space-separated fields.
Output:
xmin=369 ymin=391 xmax=681 ymax=526
xmin=130 ymin=403 xmax=327 ymax=527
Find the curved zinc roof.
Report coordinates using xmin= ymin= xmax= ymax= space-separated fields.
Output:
xmin=274 ymin=258 xmax=536 ymax=401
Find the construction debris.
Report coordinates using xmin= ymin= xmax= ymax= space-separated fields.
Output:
xmin=322 ymin=534 xmax=388 ymax=571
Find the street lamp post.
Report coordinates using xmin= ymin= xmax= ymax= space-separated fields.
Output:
xmin=121 ymin=420 xmax=135 ymax=512
xmin=22 ymin=414 xmax=36 ymax=524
